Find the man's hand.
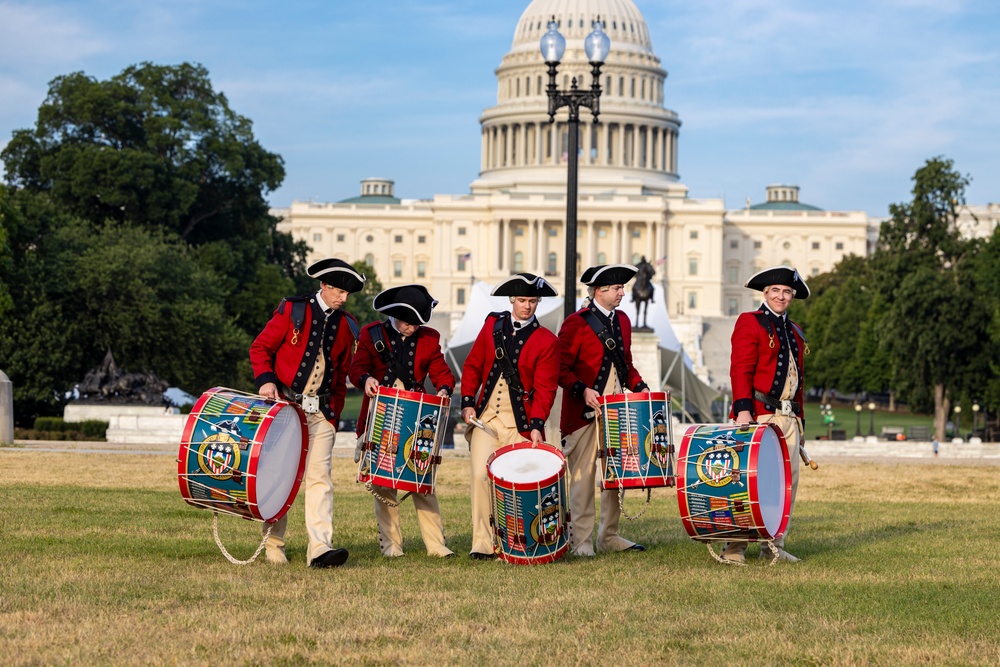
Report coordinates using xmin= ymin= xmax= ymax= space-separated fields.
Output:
xmin=259 ymin=382 xmax=280 ymax=400
xmin=735 ymin=410 xmax=753 ymax=425
xmin=364 ymin=377 xmax=379 ymax=397
xmin=462 ymin=407 xmax=475 ymax=425
xmin=437 ymin=388 xmax=449 ymax=398
xmin=529 ymin=429 xmax=543 ymax=445
xmin=583 ymin=388 xmax=601 ymax=410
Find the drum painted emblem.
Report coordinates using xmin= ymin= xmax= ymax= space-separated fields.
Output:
xmin=695 ymin=430 xmax=744 ymax=487
xmin=197 ymin=434 xmax=242 ymax=481
xmin=404 ymin=413 xmax=438 ymax=475
xmin=531 ymin=491 xmax=562 ymax=546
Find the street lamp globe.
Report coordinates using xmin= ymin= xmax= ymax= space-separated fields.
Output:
xmin=868 ymin=402 xmax=876 ymax=411
xmin=584 ymin=19 xmax=610 ymax=63
xmin=539 ymin=19 xmax=566 ymax=63
xmin=855 ymin=404 xmax=862 ymax=413
xmin=953 ymin=405 xmax=962 ymax=414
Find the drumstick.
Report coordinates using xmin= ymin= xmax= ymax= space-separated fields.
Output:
xmin=799 ymin=444 xmax=819 ymax=470
xmin=469 ymin=418 xmax=498 ymax=439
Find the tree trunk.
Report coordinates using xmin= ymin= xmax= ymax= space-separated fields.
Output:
xmin=934 ymin=384 xmax=947 ymax=442
xmin=888 ymin=390 xmax=896 ymax=412
xmin=821 ymin=387 xmax=830 ymax=405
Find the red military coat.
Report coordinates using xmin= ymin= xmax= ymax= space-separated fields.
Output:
xmin=249 ymin=295 xmax=358 ymax=423
xmin=460 ymin=313 xmax=559 ymax=436
xmin=558 ymin=307 xmax=647 ymax=436
xmin=349 ymin=320 xmax=455 ymax=436
xmin=729 ymin=309 xmax=806 ymax=423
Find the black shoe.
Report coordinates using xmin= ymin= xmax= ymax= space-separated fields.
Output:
xmin=309 ymin=548 xmax=349 ymax=568
xmin=469 ymin=552 xmax=496 ymax=560
xmin=624 ymin=543 xmax=646 ymax=552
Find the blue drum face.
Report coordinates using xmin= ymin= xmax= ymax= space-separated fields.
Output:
xmin=676 ymin=423 xmax=791 ymax=542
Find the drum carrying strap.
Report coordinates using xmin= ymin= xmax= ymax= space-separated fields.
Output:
xmin=581 ymin=310 xmax=630 ymax=389
xmin=491 ymin=315 xmax=531 ymax=403
xmin=368 ymin=323 xmax=419 ymax=391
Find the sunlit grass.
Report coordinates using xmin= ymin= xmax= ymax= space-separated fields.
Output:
xmin=1 ymin=452 xmax=999 ymax=665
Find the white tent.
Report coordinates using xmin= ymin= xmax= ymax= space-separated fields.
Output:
xmin=443 ymin=281 xmax=719 ymax=421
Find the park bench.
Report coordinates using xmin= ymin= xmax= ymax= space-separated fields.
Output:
xmin=881 ymin=426 xmax=906 ymax=440
xmin=908 ymin=425 xmax=932 ymax=441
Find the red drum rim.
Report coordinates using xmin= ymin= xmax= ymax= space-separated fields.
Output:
xmin=374 ymin=386 xmax=449 ymax=408
xmin=497 ymin=543 xmax=570 ymax=566
xmin=596 ymin=391 xmax=670 ymax=405
xmin=675 ymin=422 xmax=792 ymax=542
xmin=487 ymin=441 xmax=566 ymax=491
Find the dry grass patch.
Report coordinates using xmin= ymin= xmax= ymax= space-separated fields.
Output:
xmin=2 ymin=451 xmax=999 ymax=665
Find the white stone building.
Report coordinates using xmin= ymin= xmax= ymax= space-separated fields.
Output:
xmin=273 ymin=0 xmax=891 ymax=385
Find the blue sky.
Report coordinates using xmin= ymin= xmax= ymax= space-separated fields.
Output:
xmin=1 ymin=0 xmax=998 ymax=216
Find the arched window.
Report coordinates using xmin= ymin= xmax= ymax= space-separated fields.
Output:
xmin=597 ymin=252 xmax=607 ymax=264
xmin=547 ymin=252 xmax=557 ymax=275
xmin=364 ymin=254 xmax=375 ymax=268
xmin=513 ymin=251 xmax=524 ymax=272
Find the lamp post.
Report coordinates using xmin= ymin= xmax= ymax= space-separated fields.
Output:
xmin=540 ymin=17 xmax=610 ymax=318
xmin=867 ymin=401 xmax=876 ymax=437
xmin=972 ymin=403 xmax=980 ymax=439
xmin=953 ymin=404 xmax=962 ymax=441
xmin=854 ymin=404 xmax=863 ymax=439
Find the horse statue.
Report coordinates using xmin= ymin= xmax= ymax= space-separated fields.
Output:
xmin=631 ymin=256 xmax=656 ymax=330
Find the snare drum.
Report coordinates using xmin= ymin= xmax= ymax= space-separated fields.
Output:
xmin=177 ymin=387 xmax=308 ymax=523
xmin=597 ymin=391 xmax=675 ymax=490
xmin=487 ymin=442 xmax=569 ymax=565
xmin=676 ymin=423 xmax=791 ymax=542
xmin=358 ymin=387 xmax=449 ymax=495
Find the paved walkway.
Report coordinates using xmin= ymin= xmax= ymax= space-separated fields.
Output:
xmin=5 ymin=435 xmax=999 ymax=463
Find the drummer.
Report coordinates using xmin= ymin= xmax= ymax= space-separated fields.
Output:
xmin=460 ymin=273 xmax=560 ymax=560
xmin=349 ymin=285 xmax=455 ymax=558
xmin=723 ymin=266 xmax=809 ymax=564
xmin=249 ymin=258 xmax=364 ymax=568
xmin=558 ymin=264 xmax=649 ymax=556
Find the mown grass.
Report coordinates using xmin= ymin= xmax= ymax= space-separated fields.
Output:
xmin=1 ymin=451 xmax=998 ymax=666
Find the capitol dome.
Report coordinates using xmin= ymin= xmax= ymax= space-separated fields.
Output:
xmin=473 ymin=0 xmax=684 ymax=196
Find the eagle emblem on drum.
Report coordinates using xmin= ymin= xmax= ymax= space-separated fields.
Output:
xmin=646 ymin=409 xmax=671 ymax=469
xmin=197 ymin=433 xmax=242 ymax=482
xmin=695 ymin=437 xmax=741 ymax=488
xmin=531 ymin=490 xmax=562 ymax=546
xmin=405 ymin=412 xmax=438 ymax=475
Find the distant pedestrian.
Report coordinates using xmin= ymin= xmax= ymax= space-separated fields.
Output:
xmin=933 ymin=438 xmax=939 ymax=457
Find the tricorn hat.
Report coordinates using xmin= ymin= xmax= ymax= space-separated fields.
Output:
xmin=307 ymin=258 xmax=366 ymax=293
xmin=373 ymin=284 xmax=438 ymax=325
xmin=580 ymin=264 xmax=637 ymax=286
xmin=491 ymin=273 xmax=558 ymax=297
xmin=744 ymin=265 xmax=810 ymax=299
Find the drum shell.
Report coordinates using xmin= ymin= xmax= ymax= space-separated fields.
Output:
xmin=675 ymin=422 xmax=791 ymax=542
xmin=597 ymin=391 xmax=675 ymax=490
xmin=177 ymin=387 xmax=308 ymax=523
xmin=487 ymin=442 xmax=569 ymax=565
xmin=358 ymin=387 xmax=449 ymax=495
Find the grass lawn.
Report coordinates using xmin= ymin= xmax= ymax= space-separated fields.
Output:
xmin=1 ymin=449 xmax=998 ymax=665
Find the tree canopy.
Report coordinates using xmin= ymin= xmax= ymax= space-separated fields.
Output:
xmin=0 ymin=62 xmax=310 ymax=421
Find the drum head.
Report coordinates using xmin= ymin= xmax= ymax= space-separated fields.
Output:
xmin=756 ymin=427 xmax=787 ymax=538
xmin=489 ymin=446 xmax=563 ymax=484
xmin=254 ymin=405 xmax=305 ymax=521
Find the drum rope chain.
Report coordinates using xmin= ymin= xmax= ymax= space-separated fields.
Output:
xmin=212 ymin=512 xmax=271 ymax=565
xmin=617 ymin=487 xmax=652 ymax=521
xmin=366 ymin=481 xmax=412 ymax=508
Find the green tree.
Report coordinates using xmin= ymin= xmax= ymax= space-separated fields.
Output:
xmin=345 ymin=260 xmax=383 ymax=327
xmin=873 ymin=157 xmax=989 ymax=439
xmin=0 ymin=63 xmax=308 ymax=419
